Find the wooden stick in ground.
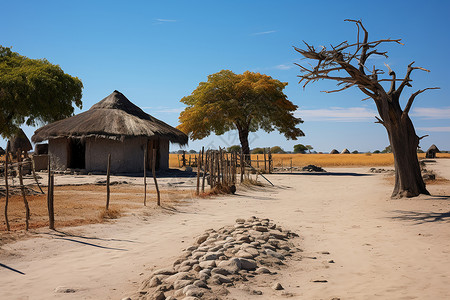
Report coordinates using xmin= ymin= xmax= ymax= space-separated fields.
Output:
xmin=31 ymin=156 xmax=44 ymax=194
xmin=264 ymin=148 xmax=267 ymax=172
xmin=144 ymin=147 xmax=147 ymax=206
xmin=49 ymin=173 xmax=55 ymax=230
xmin=240 ymin=150 xmax=244 ymax=183
xmin=18 ymin=150 xmax=30 ymax=231
xmin=201 ymin=147 xmax=206 ymax=193
xmin=291 ymin=157 xmax=293 ymax=173
xmin=152 ymin=149 xmax=160 ymax=206
xmin=196 ymin=150 xmax=201 ymax=195
xmin=47 ymin=154 xmax=54 ymax=229
xmin=4 ymin=142 xmax=10 ymax=231
xmin=210 ymin=151 xmax=214 ymax=188
xmin=106 ymin=153 xmax=111 ymax=210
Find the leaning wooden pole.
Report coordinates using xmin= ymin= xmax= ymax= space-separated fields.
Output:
xmin=4 ymin=142 xmax=10 ymax=231
xmin=152 ymin=149 xmax=160 ymax=206
xmin=144 ymin=147 xmax=147 ymax=206
xmin=106 ymin=153 xmax=111 ymax=210
xmin=18 ymin=150 xmax=30 ymax=231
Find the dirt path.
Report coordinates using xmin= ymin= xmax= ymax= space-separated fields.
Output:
xmin=1 ymin=161 xmax=449 ymax=299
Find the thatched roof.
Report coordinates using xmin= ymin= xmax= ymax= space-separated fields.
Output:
xmin=341 ymin=148 xmax=350 ymax=154
xmin=427 ymin=144 xmax=439 ymax=152
xmin=330 ymin=149 xmax=339 ymax=154
xmin=8 ymin=129 xmax=32 ymax=153
xmin=32 ymin=90 xmax=188 ymax=145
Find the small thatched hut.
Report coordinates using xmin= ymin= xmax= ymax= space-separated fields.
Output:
xmin=32 ymin=90 xmax=188 ymax=173
xmin=8 ymin=128 xmax=32 ymax=154
xmin=330 ymin=149 xmax=339 ymax=154
xmin=426 ymin=144 xmax=439 ymax=158
xmin=341 ymin=148 xmax=350 ymax=154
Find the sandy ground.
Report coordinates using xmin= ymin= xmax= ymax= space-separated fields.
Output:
xmin=1 ymin=159 xmax=449 ymax=299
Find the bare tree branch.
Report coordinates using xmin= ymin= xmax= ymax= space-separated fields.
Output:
xmin=403 ymin=87 xmax=440 ymax=116
xmin=419 ymin=135 xmax=429 ymax=140
xmin=375 ymin=116 xmax=385 ymax=127
xmin=395 ymin=62 xmax=431 ymax=96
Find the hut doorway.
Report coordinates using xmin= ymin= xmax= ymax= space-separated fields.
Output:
xmin=68 ymin=137 xmax=86 ymax=169
xmin=147 ymin=139 xmax=160 ymax=171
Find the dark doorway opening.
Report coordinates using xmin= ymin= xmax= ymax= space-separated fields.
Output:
xmin=68 ymin=138 xmax=85 ymax=169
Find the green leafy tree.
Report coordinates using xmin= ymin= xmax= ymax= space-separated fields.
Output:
xmin=270 ymin=146 xmax=285 ymax=154
xmin=373 ymin=150 xmax=381 ymax=154
xmin=352 ymin=150 xmax=359 ymax=154
xmin=251 ymin=148 xmax=264 ymax=154
xmin=381 ymin=145 xmax=392 ymax=153
xmin=305 ymin=145 xmax=313 ymax=153
xmin=0 ymin=46 xmax=83 ymax=138
xmin=178 ymin=70 xmax=304 ymax=155
xmin=227 ymin=145 xmax=241 ymax=152
xmin=293 ymin=144 xmax=308 ymax=154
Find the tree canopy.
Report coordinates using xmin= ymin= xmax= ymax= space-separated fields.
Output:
xmin=0 ymin=46 xmax=83 ymax=138
xmin=178 ymin=70 xmax=304 ymax=154
xmin=270 ymin=146 xmax=285 ymax=154
xmin=293 ymin=144 xmax=308 ymax=153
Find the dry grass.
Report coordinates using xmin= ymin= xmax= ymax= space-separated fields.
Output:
xmin=0 ymin=184 xmax=193 ymax=232
xmin=170 ymin=152 xmax=450 ymax=169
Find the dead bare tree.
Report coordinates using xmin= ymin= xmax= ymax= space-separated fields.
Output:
xmin=294 ymin=19 xmax=439 ymax=198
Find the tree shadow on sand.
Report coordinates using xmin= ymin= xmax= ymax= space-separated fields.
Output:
xmin=391 ymin=209 xmax=450 ymax=225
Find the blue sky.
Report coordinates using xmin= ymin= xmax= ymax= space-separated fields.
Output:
xmin=2 ymin=0 xmax=449 ymax=152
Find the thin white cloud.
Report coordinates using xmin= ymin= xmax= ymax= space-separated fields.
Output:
xmin=417 ymin=127 xmax=450 ymax=133
xmin=411 ymin=107 xmax=450 ymax=119
xmin=274 ymin=64 xmax=293 ymax=70
xmin=155 ymin=18 xmax=177 ymax=22
xmin=252 ymin=30 xmax=276 ymax=36
xmin=296 ymin=107 xmax=378 ymax=122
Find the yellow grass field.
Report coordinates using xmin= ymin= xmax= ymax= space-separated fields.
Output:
xmin=169 ymin=152 xmax=450 ymax=168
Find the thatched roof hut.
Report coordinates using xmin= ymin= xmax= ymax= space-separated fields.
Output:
xmin=32 ymin=90 xmax=187 ymax=145
xmin=330 ymin=149 xmax=339 ymax=154
xmin=8 ymin=128 xmax=32 ymax=154
xmin=32 ymin=90 xmax=188 ymax=172
xmin=341 ymin=148 xmax=350 ymax=154
xmin=426 ymin=144 xmax=439 ymax=158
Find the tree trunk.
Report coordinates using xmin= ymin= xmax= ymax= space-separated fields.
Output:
xmin=383 ymin=105 xmax=429 ymax=198
xmin=237 ymin=126 xmax=250 ymax=157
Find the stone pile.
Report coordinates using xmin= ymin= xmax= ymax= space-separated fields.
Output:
xmin=302 ymin=165 xmax=326 ymax=172
xmin=128 ymin=217 xmax=299 ymax=300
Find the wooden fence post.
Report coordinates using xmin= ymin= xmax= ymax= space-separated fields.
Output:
xmin=47 ymin=154 xmax=54 ymax=229
xmin=49 ymin=173 xmax=55 ymax=230
xmin=4 ymin=142 xmax=10 ymax=231
xmin=264 ymin=148 xmax=267 ymax=172
xmin=182 ymin=150 xmax=186 ymax=167
xmin=290 ymin=157 xmax=293 ymax=173
xmin=240 ymin=150 xmax=244 ymax=183
xmin=196 ymin=150 xmax=201 ymax=195
xmin=201 ymin=147 xmax=206 ymax=193
xmin=144 ymin=147 xmax=147 ymax=206
xmin=18 ymin=150 xmax=30 ymax=231
xmin=152 ymin=149 xmax=160 ymax=206
xmin=31 ymin=156 xmax=44 ymax=194
xmin=106 ymin=153 xmax=111 ymax=210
